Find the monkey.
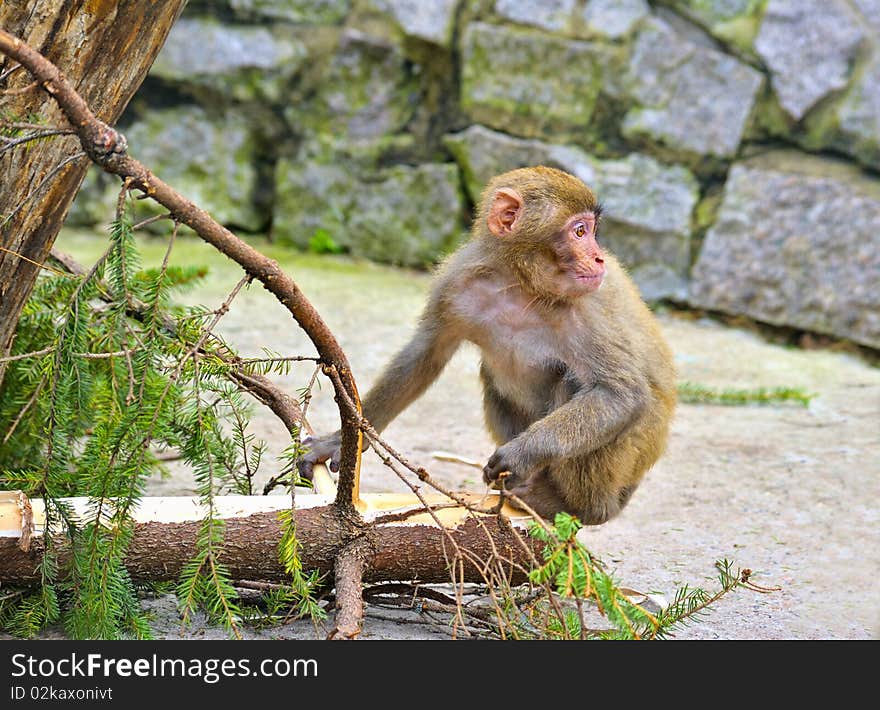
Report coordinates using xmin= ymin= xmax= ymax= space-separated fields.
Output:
xmin=298 ymin=166 xmax=676 ymax=525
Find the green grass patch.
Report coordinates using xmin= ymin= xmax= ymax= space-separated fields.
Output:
xmin=678 ymin=381 xmax=814 ymax=407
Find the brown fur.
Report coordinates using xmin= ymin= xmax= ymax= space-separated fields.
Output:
xmin=299 ymin=167 xmax=676 ymax=525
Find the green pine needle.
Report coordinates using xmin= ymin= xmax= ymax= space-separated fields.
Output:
xmin=0 ymin=213 xmax=267 ymax=639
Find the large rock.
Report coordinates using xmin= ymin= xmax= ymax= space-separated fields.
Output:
xmin=790 ymin=1 xmax=880 ymax=170
xmin=754 ymin=0 xmax=865 ymax=121
xmin=657 ymin=0 xmax=765 ymax=51
xmin=120 ymin=106 xmax=263 ymax=231
xmin=273 ymin=161 xmax=464 ymax=266
xmin=853 ymin=0 xmax=880 ymax=33
xmin=364 ymin=0 xmax=459 ymax=47
xmin=228 ymin=0 xmax=351 ymax=23
xmin=690 ymin=152 xmax=880 ymax=348
xmin=494 ymin=0 xmax=577 ymax=33
xmin=460 ymin=22 xmax=602 ymax=139
xmin=444 ymin=125 xmax=561 ymax=201
xmin=622 ymin=18 xmax=763 ymax=161
xmin=444 ymin=125 xmax=698 ymax=299
xmin=802 ymin=50 xmax=880 ymax=172
xmin=493 ymin=0 xmax=648 ymax=39
xmin=284 ymin=29 xmax=419 ymax=154
xmin=581 ymin=0 xmax=649 ymax=39
xmin=834 ymin=54 xmax=880 ymax=170
xmin=150 ymin=17 xmax=308 ymax=103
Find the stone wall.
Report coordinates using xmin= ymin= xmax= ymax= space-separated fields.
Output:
xmin=71 ymin=0 xmax=880 ymax=348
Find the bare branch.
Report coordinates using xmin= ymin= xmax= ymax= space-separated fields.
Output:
xmin=328 ymin=537 xmax=370 ymax=639
xmin=0 ymin=28 xmax=364 ymax=513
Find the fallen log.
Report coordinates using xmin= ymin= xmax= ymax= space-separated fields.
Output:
xmin=0 ymin=489 xmax=539 ymax=588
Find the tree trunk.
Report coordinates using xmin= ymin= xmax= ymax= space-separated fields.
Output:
xmin=0 ymin=0 xmax=186 ymax=387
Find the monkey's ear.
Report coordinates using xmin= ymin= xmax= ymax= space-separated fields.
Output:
xmin=487 ymin=188 xmax=523 ymax=237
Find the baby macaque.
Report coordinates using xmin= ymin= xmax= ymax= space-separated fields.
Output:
xmin=300 ymin=167 xmax=676 ymax=524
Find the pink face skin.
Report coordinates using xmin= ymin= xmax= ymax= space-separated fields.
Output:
xmin=553 ymin=211 xmax=605 ymax=297
xmin=486 ymin=190 xmax=605 ymax=299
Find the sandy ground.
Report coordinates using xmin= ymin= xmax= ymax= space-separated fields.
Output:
xmin=31 ymin=231 xmax=880 ymax=639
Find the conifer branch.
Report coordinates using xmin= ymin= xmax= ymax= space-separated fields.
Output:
xmin=0 ymin=28 xmax=363 ymax=512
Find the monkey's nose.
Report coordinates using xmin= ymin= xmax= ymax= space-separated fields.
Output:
xmin=595 ymin=256 xmax=604 ymax=264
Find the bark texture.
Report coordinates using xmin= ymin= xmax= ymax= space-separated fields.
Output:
xmin=0 ymin=0 xmax=186 ymax=386
xmin=0 ymin=505 xmax=538 ymax=587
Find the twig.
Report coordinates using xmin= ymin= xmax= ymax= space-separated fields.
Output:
xmin=3 ymin=379 xmax=44 ymax=444
xmin=0 ymin=589 xmax=27 ymax=603
xmin=506 ymin=492 xmax=555 ymax=536
xmin=0 ymin=79 xmax=36 ymax=94
xmin=237 ymin=355 xmax=321 ymax=366
xmin=0 ymin=128 xmax=75 ymax=154
xmin=0 ymin=346 xmax=142 ymax=363
xmin=432 ymin=451 xmax=484 ymax=469
xmin=0 ymin=121 xmax=68 ymax=131
xmin=132 ymin=213 xmax=172 ymax=230
xmin=0 ymin=61 xmax=22 ymax=82
xmin=3 ymin=347 xmax=135 ymax=362
xmin=299 ymin=364 xmax=322 ymax=428
xmin=47 ymin=248 xmax=87 ymax=276
xmin=0 ymin=346 xmax=54 ymax=363
xmin=362 ymin=610 xmax=489 ymax=637
xmin=236 ymin=580 xmax=286 ymax=592
xmin=371 ymin=502 xmax=465 ymax=525
xmin=0 ymin=245 xmax=72 ymax=278
xmin=740 ymin=568 xmax=782 ymax=594
xmin=362 ymin=582 xmax=458 ymax=606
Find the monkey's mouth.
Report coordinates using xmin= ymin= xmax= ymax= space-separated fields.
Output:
xmin=569 ymin=271 xmax=605 ymax=289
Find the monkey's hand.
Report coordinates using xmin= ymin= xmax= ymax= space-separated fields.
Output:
xmin=483 ymin=440 xmax=542 ymax=490
xmin=297 ymin=430 xmax=341 ymax=481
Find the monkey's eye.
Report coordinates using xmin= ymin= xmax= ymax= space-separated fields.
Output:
xmin=574 ymin=223 xmax=587 ymax=238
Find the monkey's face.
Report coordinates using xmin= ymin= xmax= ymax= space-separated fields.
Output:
xmin=550 ymin=210 xmax=606 ymax=298
xmin=482 ymin=167 xmax=605 ymax=301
